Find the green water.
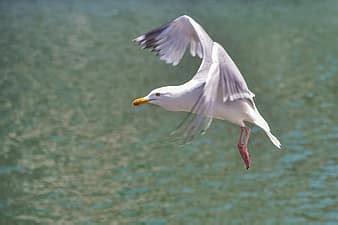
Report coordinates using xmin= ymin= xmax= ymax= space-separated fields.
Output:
xmin=0 ymin=0 xmax=337 ymax=224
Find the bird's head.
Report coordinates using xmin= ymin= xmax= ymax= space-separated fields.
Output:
xmin=132 ymin=86 xmax=177 ymax=110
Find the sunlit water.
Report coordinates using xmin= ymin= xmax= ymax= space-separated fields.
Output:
xmin=0 ymin=1 xmax=337 ymax=224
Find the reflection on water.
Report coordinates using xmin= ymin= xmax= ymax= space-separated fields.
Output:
xmin=0 ymin=0 xmax=337 ymax=224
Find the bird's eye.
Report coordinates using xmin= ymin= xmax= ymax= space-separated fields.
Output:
xmin=155 ymin=93 xmax=161 ymax=96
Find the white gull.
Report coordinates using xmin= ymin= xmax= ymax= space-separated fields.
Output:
xmin=132 ymin=15 xmax=281 ymax=169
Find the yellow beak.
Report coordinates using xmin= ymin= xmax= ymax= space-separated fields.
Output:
xmin=132 ymin=97 xmax=150 ymax=106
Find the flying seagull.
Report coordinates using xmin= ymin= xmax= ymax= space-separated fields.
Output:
xmin=132 ymin=15 xmax=281 ymax=169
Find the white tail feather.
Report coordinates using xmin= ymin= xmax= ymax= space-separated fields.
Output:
xmin=266 ymin=131 xmax=281 ymax=149
xmin=253 ymin=111 xmax=281 ymax=149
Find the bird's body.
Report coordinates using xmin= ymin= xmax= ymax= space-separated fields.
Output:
xmin=153 ymin=78 xmax=254 ymax=127
xmin=132 ymin=15 xmax=281 ymax=169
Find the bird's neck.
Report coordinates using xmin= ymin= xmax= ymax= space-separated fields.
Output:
xmin=162 ymin=80 xmax=203 ymax=112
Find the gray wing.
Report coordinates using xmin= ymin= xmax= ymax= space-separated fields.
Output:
xmin=134 ymin=15 xmax=213 ymax=67
xmin=174 ymin=44 xmax=255 ymax=143
xmin=173 ymin=63 xmax=220 ymax=143
xmin=217 ymin=44 xmax=255 ymax=102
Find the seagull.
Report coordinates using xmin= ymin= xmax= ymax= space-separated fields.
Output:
xmin=132 ymin=15 xmax=281 ymax=169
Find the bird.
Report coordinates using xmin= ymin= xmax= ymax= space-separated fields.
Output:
xmin=132 ymin=15 xmax=281 ymax=169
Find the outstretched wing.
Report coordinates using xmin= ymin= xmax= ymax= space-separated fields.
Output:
xmin=134 ymin=15 xmax=213 ymax=66
xmin=173 ymin=63 xmax=220 ymax=143
xmin=216 ymin=43 xmax=255 ymax=102
xmin=174 ymin=43 xmax=255 ymax=143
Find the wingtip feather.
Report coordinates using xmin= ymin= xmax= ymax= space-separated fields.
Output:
xmin=133 ymin=35 xmax=145 ymax=43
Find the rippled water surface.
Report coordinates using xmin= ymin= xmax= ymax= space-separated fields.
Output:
xmin=0 ymin=0 xmax=337 ymax=224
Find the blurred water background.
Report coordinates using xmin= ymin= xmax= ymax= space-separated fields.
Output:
xmin=0 ymin=0 xmax=337 ymax=224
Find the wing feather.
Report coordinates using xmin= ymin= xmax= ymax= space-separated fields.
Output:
xmin=216 ymin=43 xmax=255 ymax=102
xmin=134 ymin=15 xmax=213 ymax=66
xmin=173 ymin=63 xmax=220 ymax=143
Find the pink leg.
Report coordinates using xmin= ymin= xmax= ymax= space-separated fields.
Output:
xmin=244 ymin=127 xmax=251 ymax=146
xmin=237 ymin=127 xmax=251 ymax=169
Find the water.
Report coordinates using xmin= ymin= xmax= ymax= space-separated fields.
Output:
xmin=0 ymin=0 xmax=337 ymax=224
